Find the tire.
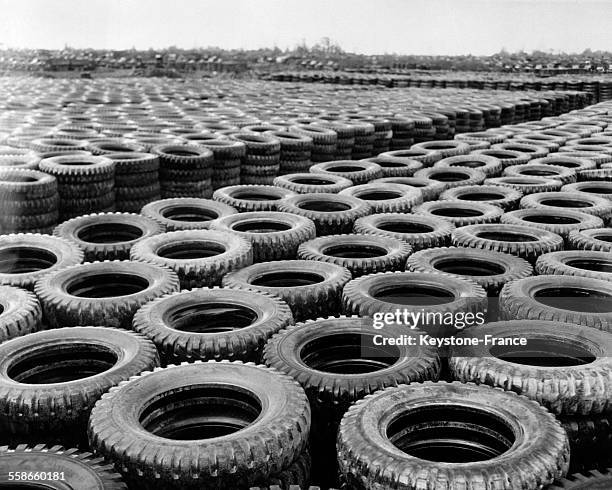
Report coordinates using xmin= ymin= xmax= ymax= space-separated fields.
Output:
xmin=440 ymin=184 xmax=523 ymax=211
xmin=213 ymin=185 xmax=297 ymax=212
xmin=0 ymin=326 xmax=159 ymax=447
xmin=434 ymin=154 xmax=502 ymax=177
xmin=501 ymin=208 xmax=603 ymax=242
xmin=557 ymin=149 xmax=612 ymax=166
xmin=372 ymin=176 xmax=446 ymax=201
xmin=499 ymin=275 xmax=612 ymax=331
xmin=485 ymin=175 xmax=563 ymax=194
xmin=577 ymin=168 xmax=612 ymax=182
xmin=549 ymin=468 xmax=612 ymax=489
xmin=365 ymin=155 xmax=423 ymax=177
xmin=132 ymin=287 xmax=293 ymax=364
xmin=411 ymin=140 xmax=471 ymax=157
xmin=536 ymin=250 xmax=612 ymax=282
xmin=0 ymin=233 xmax=84 ymax=290
xmin=472 ymin=148 xmax=532 ymax=168
xmin=492 ymin=141 xmax=549 ymax=159
xmin=338 ymin=183 xmax=423 ymax=213
xmin=247 ymin=450 xmax=312 ymax=490
xmin=378 ymin=148 xmax=441 ymax=166
xmin=309 ymin=160 xmax=382 ymax=185
xmin=30 ymin=138 xmax=90 ymax=153
xmin=35 ymin=260 xmax=180 ymax=329
xmin=0 ymin=445 xmax=127 ymax=489
xmin=452 ymin=223 xmax=564 ymax=263
xmin=264 ymin=316 xmax=440 ymax=418
xmin=337 ymin=381 xmax=568 ymax=490
xmin=104 ymin=152 xmax=159 ymax=174
xmin=520 ymin=191 xmax=612 ymax=220
xmin=0 ymin=168 xmax=57 ymax=200
xmin=563 ymin=181 xmax=612 ymax=201
xmin=130 ymin=229 xmax=253 ymax=289
xmin=530 ymin=155 xmax=597 ymax=172
xmin=449 ymin=320 xmax=612 ymax=415
xmin=88 ymin=140 xmax=146 ymax=156
xmin=88 ymin=361 xmax=310 ymax=489
xmin=0 ymin=154 xmax=40 ymax=170
xmin=504 ymin=163 xmax=577 ymax=184
xmin=54 ymin=213 xmax=162 ymax=262
xmin=407 ymin=247 xmax=532 ymax=295
xmin=278 ymin=192 xmax=371 ymax=236
xmin=415 ymin=200 xmax=504 ymax=227
xmin=342 ymin=271 xmax=487 ymax=336
xmin=353 ymin=213 xmax=454 ymax=251
xmin=569 ymin=228 xmax=612 ymax=252
xmin=141 ymin=197 xmax=238 ymax=231
xmin=298 ymin=234 xmax=412 ymax=277
xmin=0 ymin=285 xmax=42 ymax=342
xmin=273 ymin=173 xmax=353 ymax=194
xmin=39 ymin=155 xmax=115 ymax=182
xmin=223 ymin=260 xmax=351 ymax=321
xmin=210 ymin=211 xmax=316 ymax=262
xmin=413 ymin=166 xmax=486 ymax=189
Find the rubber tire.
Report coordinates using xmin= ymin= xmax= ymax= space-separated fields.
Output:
xmin=372 ymin=176 xmax=446 ymax=201
xmin=0 ymin=285 xmax=42 ymax=342
xmin=0 ymin=233 xmax=84 ymax=290
xmin=342 ymin=271 xmax=487 ymax=336
xmin=35 ymin=260 xmax=180 ymax=329
xmin=133 ymin=287 xmax=293 ymax=364
xmin=485 ymin=176 xmax=563 ymax=194
xmin=213 ymin=185 xmax=297 ymax=212
xmin=549 ymin=468 xmax=612 ymax=489
xmin=452 ymin=223 xmax=564 ymax=263
xmin=504 ymin=163 xmax=577 ymax=184
xmin=569 ymin=228 xmax=612 ymax=252
xmin=520 ymin=191 xmax=612 ymax=220
xmin=449 ymin=320 xmax=612 ymax=415
xmin=223 ymin=260 xmax=351 ymax=322
xmin=365 ymin=155 xmax=423 ymax=177
xmin=278 ymin=192 xmax=371 ymax=236
xmin=414 ymin=166 xmax=486 ymax=189
xmin=440 ymin=184 xmax=523 ymax=211
xmin=298 ymin=234 xmax=412 ymax=277
xmin=309 ymin=160 xmax=382 ymax=185
xmin=434 ymin=154 xmax=503 ymax=177
xmin=407 ymin=247 xmax=533 ymax=295
xmin=338 ymin=183 xmax=423 ymax=213
xmin=562 ymin=181 xmax=612 ymax=201
xmin=130 ymin=229 xmax=253 ymax=289
xmin=415 ymin=201 xmax=504 ymax=227
xmin=0 ymin=445 xmax=127 ymax=489
xmin=54 ymin=213 xmax=162 ymax=262
xmin=536 ymin=250 xmax=612 ymax=282
xmin=337 ymin=381 xmax=568 ymax=490
xmin=499 ymin=275 xmax=612 ymax=331
xmin=88 ymin=361 xmax=310 ymax=490
xmin=353 ymin=213 xmax=454 ymax=251
xmin=0 ymin=327 xmax=159 ymax=447
xmin=210 ymin=212 xmax=316 ymax=262
xmin=272 ymin=173 xmax=353 ymax=194
xmin=141 ymin=197 xmax=238 ymax=231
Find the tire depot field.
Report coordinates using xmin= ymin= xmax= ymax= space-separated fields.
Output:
xmin=0 ymin=74 xmax=611 ymax=489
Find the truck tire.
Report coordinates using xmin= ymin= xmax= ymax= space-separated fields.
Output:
xmin=485 ymin=175 xmax=563 ymax=194
xmin=0 ymin=233 xmax=83 ymax=290
xmin=569 ymin=228 xmax=612 ymax=252
xmin=414 ymin=166 xmax=486 ymax=189
xmin=353 ymin=213 xmax=454 ymax=251
xmin=35 ymin=260 xmax=180 ymax=328
xmin=141 ymin=197 xmax=238 ymax=231
xmin=0 ymin=327 xmax=159 ymax=447
xmin=452 ymin=223 xmax=564 ymax=263
xmin=415 ymin=200 xmax=504 ymax=227
xmin=210 ymin=212 xmax=316 ymax=262
xmin=298 ymin=234 xmax=412 ymax=277
xmin=0 ymin=285 xmax=42 ymax=342
xmin=520 ymin=191 xmax=612 ymax=220
xmin=536 ymin=250 xmax=612 ymax=282
xmin=213 ymin=185 xmax=296 ymax=212
xmin=449 ymin=320 xmax=612 ymax=415
xmin=434 ymin=154 xmax=502 ymax=177
xmin=440 ymin=184 xmax=523 ymax=211
xmin=372 ymin=176 xmax=445 ymax=201
xmin=338 ymin=183 xmax=423 ymax=213
xmin=309 ymin=160 xmax=382 ymax=185
xmin=337 ymin=382 xmax=568 ymax=490
xmin=133 ymin=287 xmax=293 ymax=364
xmin=130 ymin=229 xmax=252 ymax=289
xmin=499 ymin=275 xmax=612 ymax=331
xmin=272 ymin=172 xmax=353 ymax=194
xmin=88 ymin=361 xmax=310 ymax=490
xmin=223 ymin=260 xmax=350 ymax=321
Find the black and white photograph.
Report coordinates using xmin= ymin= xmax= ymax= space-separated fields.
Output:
xmin=0 ymin=0 xmax=611 ymax=488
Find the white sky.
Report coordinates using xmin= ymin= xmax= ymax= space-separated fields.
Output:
xmin=0 ymin=0 xmax=610 ymax=55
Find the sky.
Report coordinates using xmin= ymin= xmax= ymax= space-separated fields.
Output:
xmin=0 ymin=0 xmax=610 ymax=55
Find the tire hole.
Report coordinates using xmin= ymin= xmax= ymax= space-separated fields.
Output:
xmin=521 ymin=215 xmax=580 ymax=225
xmin=377 ymin=222 xmax=435 ymax=234
xmin=539 ymin=199 xmax=592 ymax=208
xmin=321 ymin=244 xmax=388 ymax=259
xmin=251 ymin=271 xmax=325 ymax=287
xmin=475 ymin=231 xmax=537 ymax=242
xmin=434 ymin=258 xmax=505 ymax=276
xmin=371 ymin=285 xmax=455 ymax=305
xmin=161 ymin=206 xmax=218 ymax=222
xmin=232 ymin=221 xmax=292 ymax=233
xmin=66 ymin=273 xmax=150 ymax=298
xmin=565 ymin=259 xmax=612 ymax=273
xmin=165 ymin=303 xmax=258 ymax=333
xmin=298 ymin=201 xmax=351 ymax=212
xmin=490 ymin=338 xmax=595 ymax=367
xmin=156 ymin=242 xmax=226 ymax=260
xmin=356 ymin=191 xmax=402 ymax=200
xmin=533 ymin=287 xmax=612 ymax=313
xmin=76 ymin=223 xmax=144 ymax=243
xmin=0 ymin=247 xmax=58 ymax=273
